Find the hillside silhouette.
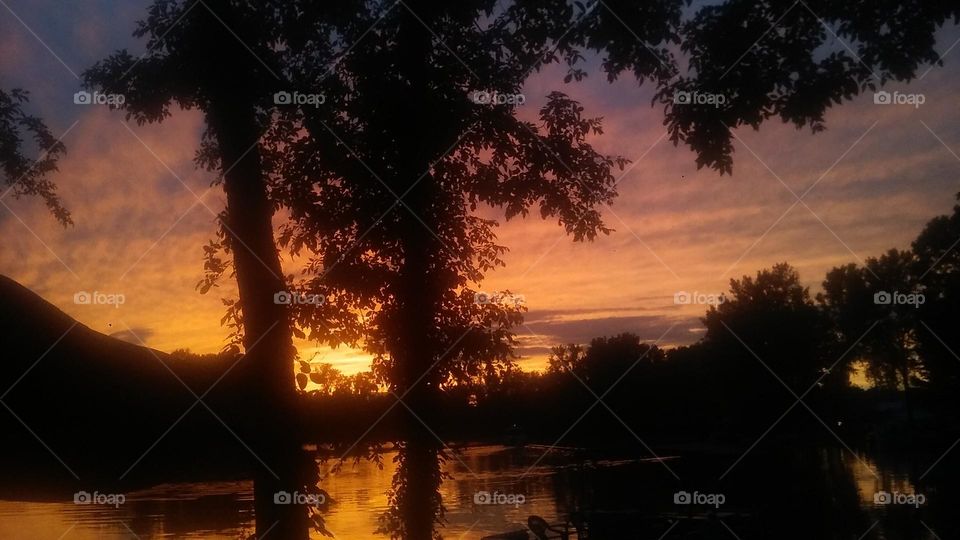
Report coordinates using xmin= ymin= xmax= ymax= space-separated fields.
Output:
xmin=0 ymin=275 xmax=254 ymax=495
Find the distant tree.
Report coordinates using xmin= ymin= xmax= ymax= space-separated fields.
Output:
xmin=345 ymin=371 xmax=380 ymax=398
xmin=0 ymin=87 xmax=70 ymax=225
xmin=169 ymin=347 xmax=237 ymax=363
xmin=819 ymin=264 xmax=874 ymax=341
xmin=580 ymin=333 xmax=664 ymax=392
xmin=913 ymin=193 xmax=960 ymax=392
xmin=301 ymin=362 xmax=346 ymax=397
xmin=544 ymin=334 xmax=664 ymax=432
xmin=819 ymin=250 xmax=924 ymax=427
xmin=703 ymin=263 xmax=832 ymax=395
xmin=866 ymin=250 xmax=925 ymax=395
xmin=494 ymin=367 xmax=544 ymax=396
xmin=547 ymin=343 xmax=587 ymax=377
xmin=817 ymin=263 xmax=876 ymax=387
xmin=819 ymin=250 xmax=923 ymax=390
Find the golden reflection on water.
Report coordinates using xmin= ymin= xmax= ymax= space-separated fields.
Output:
xmin=1 ymin=447 xmax=919 ymax=539
xmin=847 ymin=451 xmax=917 ymax=507
xmin=0 ymin=446 xmax=568 ymax=539
xmin=319 ymin=445 xmax=568 ymax=538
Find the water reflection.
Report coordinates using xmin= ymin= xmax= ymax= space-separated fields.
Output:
xmin=0 ymin=481 xmax=254 ymax=539
xmin=0 ymin=445 xmax=955 ymax=539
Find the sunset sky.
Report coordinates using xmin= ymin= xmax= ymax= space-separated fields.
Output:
xmin=2 ymin=0 xmax=959 ymax=374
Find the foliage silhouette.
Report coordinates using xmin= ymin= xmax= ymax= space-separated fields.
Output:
xmin=702 ymin=263 xmax=834 ymax=396
xmin=912 ymin=193 xmax=960 ymax=393
xmin=818 ymin=194 xmax=960 ymax=428
xmin=0 ymin=86 xmax=70 ymax=225
xmin=820 ymin=250 xmax=923 ymax=391
xmin=656 ymin=0 xmax=960 ymax=173
xmin=255 ymin=3 xmax=651 ymax=537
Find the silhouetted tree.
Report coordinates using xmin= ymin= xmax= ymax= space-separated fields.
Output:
xmin=549 ymin=334 xmax=664 ymax=391
xmin=582 ymin=333 xmax=665 ymax=387
xmin=547 ymin=343 xmax=587 ymax=377
xmin=703 ymin=263 xmax=833 ymax=413
xmin=83 ymin=2 xmax=315 ymax=537
xmin=913 ymin=193 xmax=960 ymax=393
xmin=820 ymin=250 xmax=923 ymax=424
xmin=300 ymin=362 xmax=346 ymax=397
xmin=298 ymin=361 xmax=380 ymax=398
xmin=260 ymin=3 xmax=654 ymax=536
xmin=344 ymin=371 xmax=380 ymax=398
xmin=831 ymin=251 xmax=923 ymax=387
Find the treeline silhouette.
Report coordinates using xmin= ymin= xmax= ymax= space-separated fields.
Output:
xmin=291 ymin=193 xmax=960 ymax=452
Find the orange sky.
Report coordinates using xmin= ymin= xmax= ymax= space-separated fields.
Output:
xmin=2 ymin=1 xmax=959 ymax=374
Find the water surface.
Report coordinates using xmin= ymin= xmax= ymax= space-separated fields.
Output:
xmin=0 ymin=444 xmax=944 ymax=539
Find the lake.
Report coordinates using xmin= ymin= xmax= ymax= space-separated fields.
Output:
xmin=0 ymin=444 xmax=945 ymax=539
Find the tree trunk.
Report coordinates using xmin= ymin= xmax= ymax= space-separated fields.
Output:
xmin=164 ymin=1 xmax=310 ymax=536
xmin=389 ymin=3 xmax=446 ymax=537
xmin=207 ymin=93 xmax=308 ymax=540
xmin=899 ymin=363 xmax=915 ymax=432
xmin=397 ymin=437 xmax=443 ymax=540
xmin=394 ymin=190 xmax=442 ymax=540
